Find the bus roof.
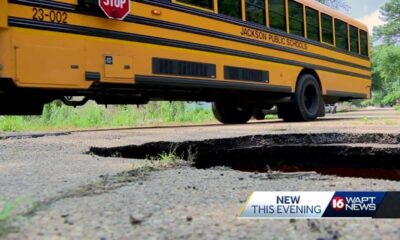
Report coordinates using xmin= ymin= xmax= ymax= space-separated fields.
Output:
xmin=299 ymin=0 xmax=369 ymax=32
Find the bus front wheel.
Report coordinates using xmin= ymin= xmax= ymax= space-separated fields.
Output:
xmin=278 ymin=74 xmax=322 ymax=122
xmin=212 ymin=102 xmax=253 ymax=124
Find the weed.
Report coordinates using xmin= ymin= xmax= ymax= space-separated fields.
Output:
xmin=185 ymin=146 xmax=198 ymax=163
xmin=0 ymin=198 xmax=23 ymax=237
xmin=265 ymin=114 xmax=278 ymax=120
xmin=157 ymin=151 xmax=179 ymax=164
xmin=0 ymin=102 xmax=214 ymax=132
xmin=384 ymin=119 xmax=397 ymax=125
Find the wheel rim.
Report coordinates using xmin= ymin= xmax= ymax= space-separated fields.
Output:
xmin=303 ymin=84 xmax=319 ymax=114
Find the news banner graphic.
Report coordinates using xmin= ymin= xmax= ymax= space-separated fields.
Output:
xmin=238 ymin=192 xmax=400 ymax=219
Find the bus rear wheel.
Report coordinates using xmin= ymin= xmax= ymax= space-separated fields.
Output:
xmin=278 ymin=74 xmax=322 ymax=122
xmin=212 ymin=102 xmax=253 ymax=124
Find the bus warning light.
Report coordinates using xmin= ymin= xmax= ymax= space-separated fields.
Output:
xmin=151 ymin=9 xmax=162 ymax=16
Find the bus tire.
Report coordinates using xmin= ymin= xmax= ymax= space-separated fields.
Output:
xmin=278 ymin=74 xmax=322 ymax=122
xmin=212 ymin=102 xmax=253 ymax=124
xmin=253 ymin=108 xmax=266 ymax=120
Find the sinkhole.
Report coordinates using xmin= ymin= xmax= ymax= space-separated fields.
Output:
xmin=89 ymin=133 xmax=400 ymax=181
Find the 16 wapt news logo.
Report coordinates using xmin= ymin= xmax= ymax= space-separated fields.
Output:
xmin=331 ymin=196 xmax=376 ymax=212
xmin=323 ymin=192 xmax=387 ymax=218
xmin=238 ymin=192 xmax=400 ymax=219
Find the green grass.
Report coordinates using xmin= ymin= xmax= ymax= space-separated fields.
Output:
xmin=362 ymin=115 xmax=370 ymax=123
xmin=0 ymin=102 xmax=215 ymax=132
xmin=395 ymin=105 xmax=400 ymax=112
xmin=0 ymin=198 xmax=23 ymax=236
xmin=157 ymin=151 xmax=180 ymax=164
xmin=146 ymin=145 xmax=197 ymax=166
xmin=265 ymin=114 xmax=278 ymax=120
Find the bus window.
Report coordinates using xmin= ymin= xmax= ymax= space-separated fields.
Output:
xmin=321 ymin=13 xmax=333 ymax=44
xmin=176 ymin=0 xmax=214 ymax=10
xmin=288 ymin=0 xmax=304 ymax=37
xmin=349 ymin=25 xmax=359 ymax=54
xmin=218 ymin=0 xmax=242 ymax=19
xmin=245 ymin=0 xmax=266 ymax=25
xmin=360 ymin=30 xmax=368 ymax=56
xmin=268 ymin=0 xmax=286 ymax=31
xmin=306 ymin=7 xmax=320 ymax=41
xmin=335 ymin=19 xmax=348 ymax=50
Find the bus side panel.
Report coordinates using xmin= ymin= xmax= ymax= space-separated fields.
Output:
xmin=318 ymin=71 xmax=371 ymax=98
xmin=11 ymin=28 xmax=91 ymax=89
xmin=0 ymin=0 xmax=10 ymax=81
xmin=0 ymin=30 xmax=13 ymax=80
xmin=83 ymin=34 xmax=299 ymax=89
xmin=0 ymin=0 xmax=7 ymax=29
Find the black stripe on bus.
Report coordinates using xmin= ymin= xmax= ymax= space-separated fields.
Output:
xmin=129 ymin=16 xmax=370 ymax=72
xmin=326 ymin=90 xmax=367 ymax=99
xmin=138 ymin=0 xmax=371 ymax=60
xmin=10 ymin=0 xmax=370 ymax=62
xmin=135 ymin=75 xmax=291 ymax=93
xmin=9 ymin=0 xmax=371 ymax=70
xmin=8 ymin=17 xmax=372 ymax=80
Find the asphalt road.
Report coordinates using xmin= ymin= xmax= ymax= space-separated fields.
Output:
xmin=1 ymin=108 xmax=400 ymax=239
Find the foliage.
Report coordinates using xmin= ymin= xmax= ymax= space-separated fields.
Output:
xmin=316 ymin=0 xmax=350 ymax=12
xmin=374 ymin=0 xmax=400 ymax=44
xmin=395 ymin=105 xmax=400 ymax=112
xmin=371 ymin=45 xmax=400 ymax=106
xmin=0 ymin=102 xmax=214 ymax=132
xmin=369 ymin=1 xmax=400 ymax=106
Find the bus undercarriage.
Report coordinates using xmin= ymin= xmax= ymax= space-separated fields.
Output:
xmin=0 ymin=75 xmax=342 ymax=123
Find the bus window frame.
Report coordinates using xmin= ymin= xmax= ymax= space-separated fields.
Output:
xmin=359 ymin=29 xmax=369 ymax=57
xmin=347 ymin=24 xmax=351 ymax=52
xmin=349 ymin=24 xmax=360 ymax=54
xmin=245 ymin=0 xmax=267 ymax=26
xmin=268 ymin=0 xmax=288 ymax=32
xmin=265 ymin=0 xmax=270 ymax=27
xmin=285 ymin=0 xmax=289 ymax=33
xmin=320 ymin=12 xmax=335 ymax=46
xmin=288 ymin=0 xmax=305 ymax=37
xmin=305 ymin=6 xmax=321 ymax=42
xmin=218 ymin=0 xmax=243 ymax=19
xmin=173 ymin=0 xmax=217 ymax=13
xmin=303 ymin=5 xmax=307 ymax=39
xmin=173 ymin=0 xmax=369 ymax=57
xmin=334 ymin=18 xmax=349 ymax=51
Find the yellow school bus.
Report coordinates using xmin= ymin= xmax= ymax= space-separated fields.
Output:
xmin=0 ymin=0 xmax=371 ymax=123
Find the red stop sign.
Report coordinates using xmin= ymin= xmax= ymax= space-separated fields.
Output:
xmin=99 ymin=0 xmax=131 ymax=20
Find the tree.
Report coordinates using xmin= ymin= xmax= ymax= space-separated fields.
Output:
xmin=369 ymin=0 xmax=400 ymax=105
xmin=371 ymin=45 xmax=400 ymax=105
xmin=316 ymin=0 xmax=350 ymax=12
xmin=374 ymin=0 xmax=400 ymax=44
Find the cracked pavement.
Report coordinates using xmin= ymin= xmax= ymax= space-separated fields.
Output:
xmin=1 ymin=108 xmax=400 ymax=239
